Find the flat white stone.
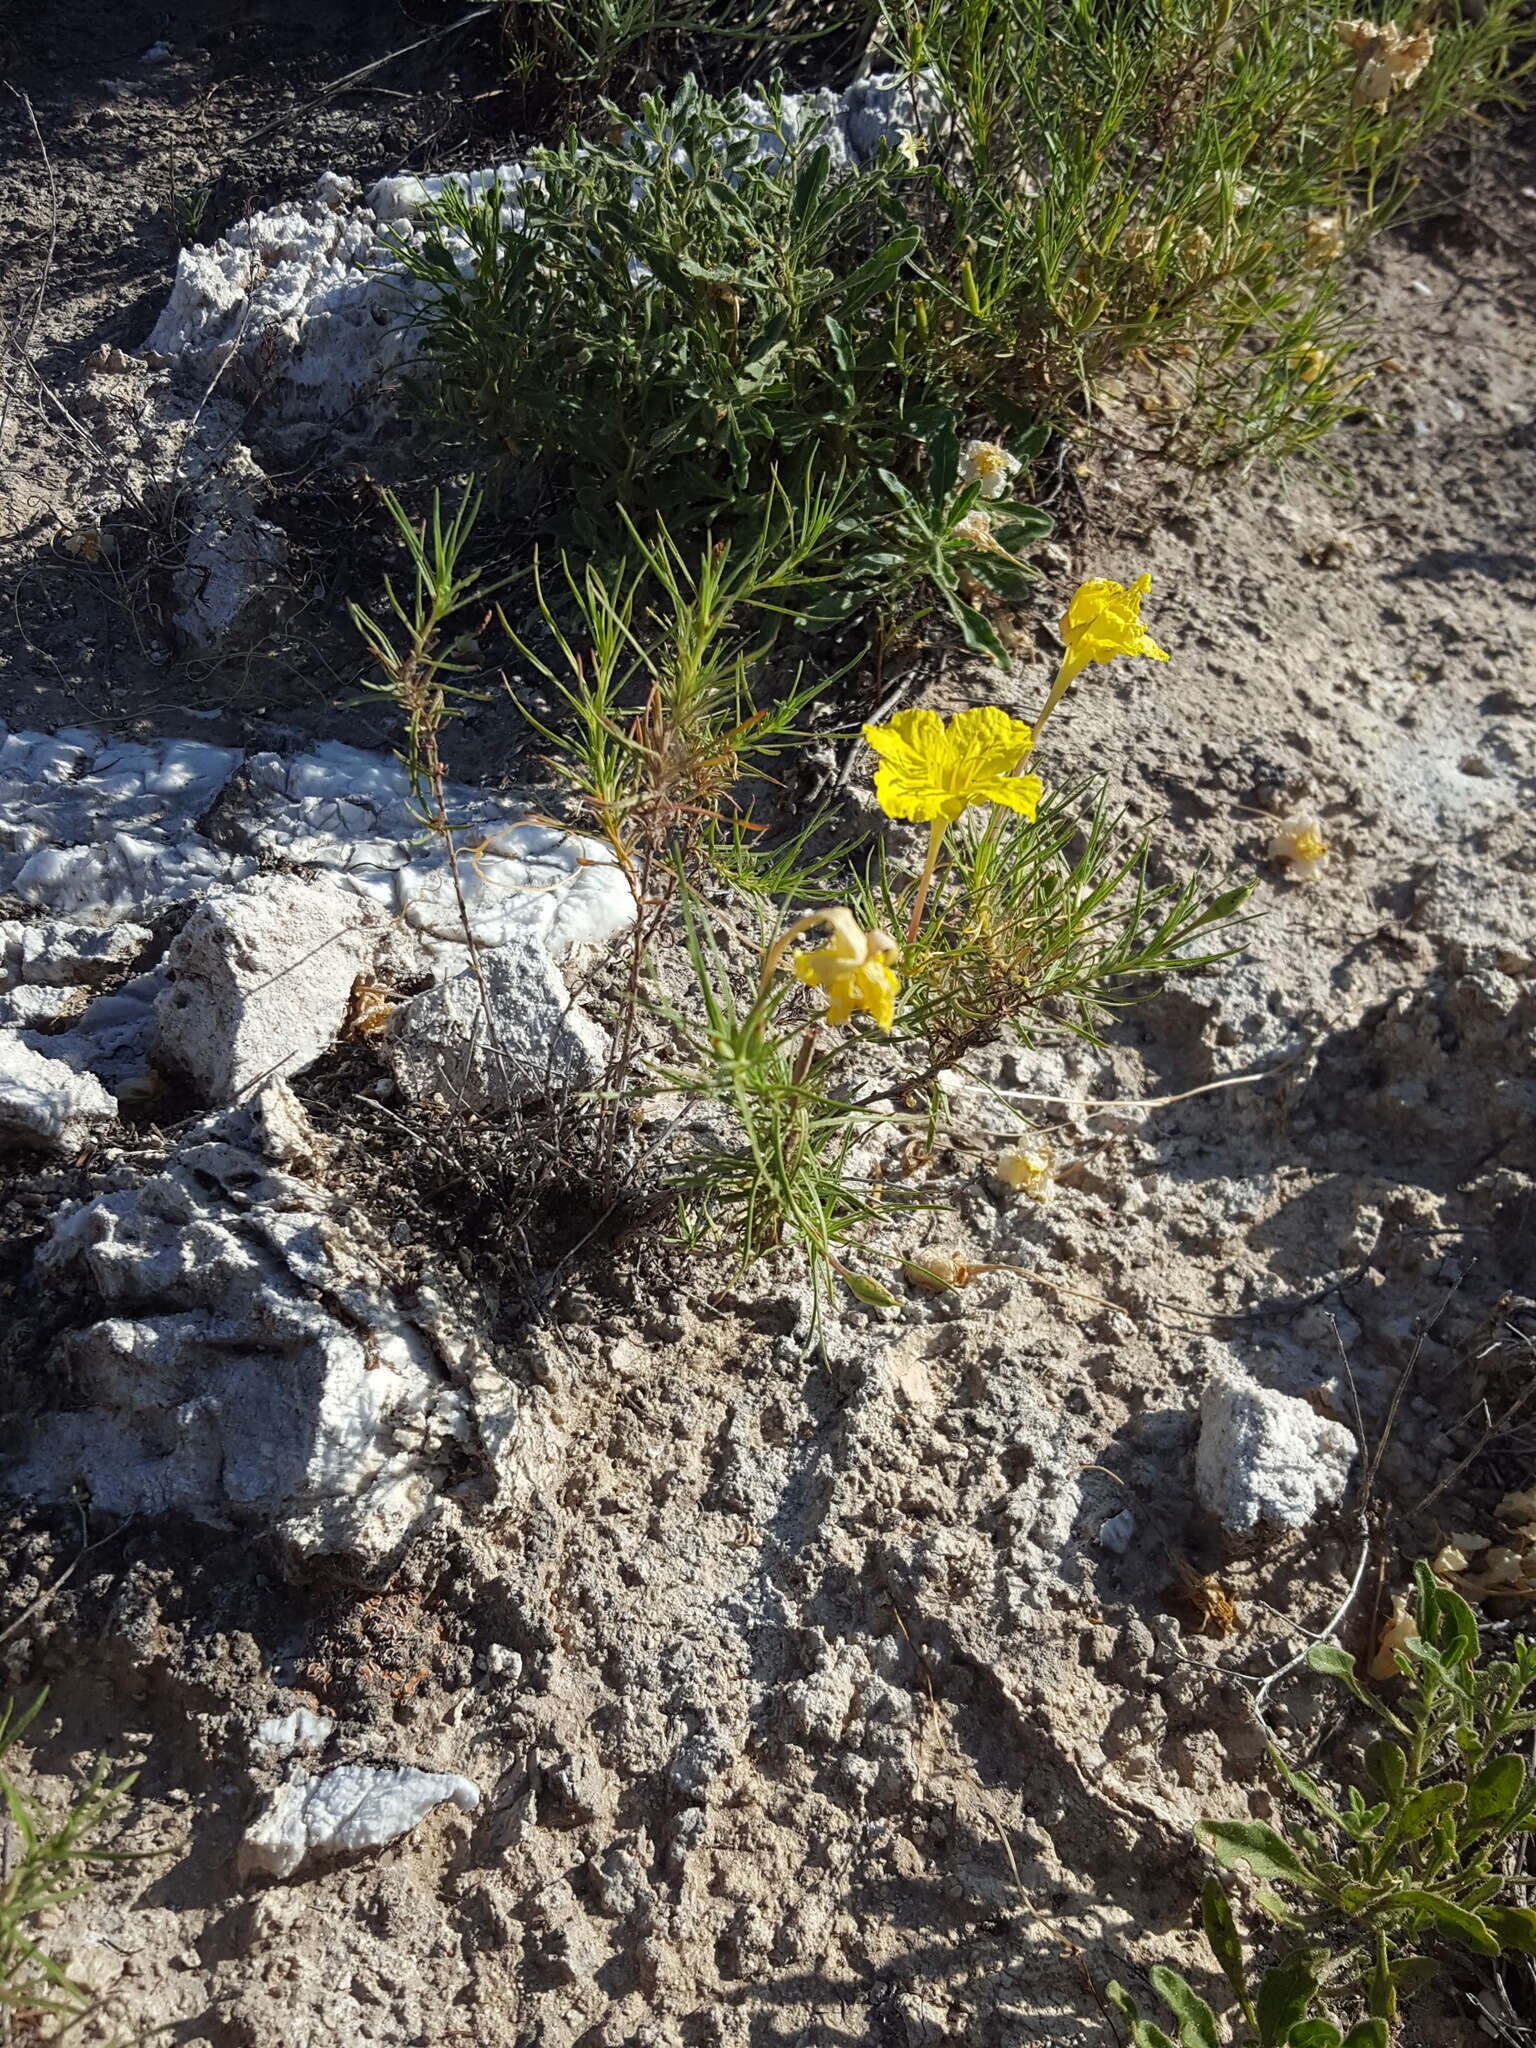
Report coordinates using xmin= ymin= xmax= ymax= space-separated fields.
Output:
xmin=240 ymin=1764 xmax=480 ymax=1881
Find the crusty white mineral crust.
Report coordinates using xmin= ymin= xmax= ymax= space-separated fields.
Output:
xmin=240 ymin=1765 xmax=480 ymax=1881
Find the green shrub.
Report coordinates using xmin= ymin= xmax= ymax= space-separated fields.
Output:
xmin=1114 ymin=1564 xmax=1536 ymax=2045
xmin=390 ymin=80 xmax=1050 ymax=651
xmin=895 ymin=0 xmax=1532 ymax=462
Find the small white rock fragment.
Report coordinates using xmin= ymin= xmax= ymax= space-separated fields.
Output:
xmin=1195 ymin=1372 xmax=1356 ymax=1533
xmin=240 ymin=1764 xmax=480 ymax=1880
xmin=0 ymin=918 xmax=150 ymax=990
xmin=0 ymin=1034 xmax=117 ymax=1151
xmin=1098 ymin=1509 xmax=1136 ymax=1555
xmin=254 ymin=1710 xmax=334 ymax=1758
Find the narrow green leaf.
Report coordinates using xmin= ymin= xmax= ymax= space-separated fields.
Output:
xmin=1363 ymin=1741 xmax=1406 ymax=1799
xmin=790 ymin=143 xmax=831 ymax=229
xmin=1414 ymin=1562 xmax=1480 ymax=1669
xmin=951 ymin=597 xmax=1009 ymax=665
xmin=1395 ymin=1783 xmax=1464 ymax=1841
xmin=1106 ymin=1982 xmax=1178 ymax=2048
xmin=1389 ymin=1889 xmax=1499 ymax=1954
xmin=1198 ymin=1821 xmax=1320 ymax=1892
xmin=1386 ymin=1957 xmax=1438 ymax=2000
xmin=838 ymin=228 xmax=921 ymax=313
xmin=1200 ymin=1878 xmax=1250 ymax=2012
xmin=1341 ymin=2023 xmax=1388 ymax=2048
xmin=1253 ymin=1884 xmax=1302 ymax=1916
xmin=823 ymin=314 xmax=856 ymax=384
xmin=1466 ymin=1754 xmax=1525 ymax=1832
xmin=1286 ymin=2023 xmax=1342 ymax=2048
xmin=1483 ymin=1906 xmax=1536 ymax=1955
xmin=1150 ymin=1966 xmax=1219 ymax=2048
xmin=1306 ymin=1644 xmax=1357 ymax=1683
xmin=927 ymin=416 xmax=959 ymax=503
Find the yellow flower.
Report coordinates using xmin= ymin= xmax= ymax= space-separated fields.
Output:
xmin=1060 ymin=572 xmax=1168 ymax=687
xmin=1293 ymin=346 xmax=1327 ymax=385
xmin=862 ymin=706 xmax=1043 ymax=827
xmin=790 ymin=908 xmax=900 ymax=1032
xmin=1028 ymin=572 xmax=1168 ymax=741
xmin=896 ymin=130 xmax=922 ymax=170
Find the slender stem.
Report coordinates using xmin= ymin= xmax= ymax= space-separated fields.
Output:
xmin=1030 ymin=651 xmax=1079 ymax=743
xmin=906 ymin=819 xmax=948 ymax=943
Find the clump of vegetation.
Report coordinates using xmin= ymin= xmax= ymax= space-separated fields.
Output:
xmin=1 ymin=1692 xmax=139 ymax=2036
xmin=350 ymin=490 xmax=1245 ymax=1303
xmin=410 ymin=0 xmax=1529 ymax=590
xmin=625 ymin=571 xmax=1249 ymax=1303
xmin=391 ymin=82 xmax=1050 ymax=653
xmin=1113 ymin=1565 xmax=1536 ymax=2045
xmin=895 ymin=0 xmax=1531 ymax=463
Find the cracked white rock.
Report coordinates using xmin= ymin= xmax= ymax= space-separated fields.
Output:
xmin=1195 ymin=1371 xmax=1356 ymax=1533
xmin=10 ymin=1087 xmax=478 ymax=1567
xmin=0 ymin=725 xmax=632 ymax=1107
xmin=0 ymin=727 xmax=243 ymax=922
xmin=151 ymin=870 xmax=405 ymax=1104
xmin=240 ymin=1764 xmax=480 ymax=1881
xmin=0 ymin=1035 xmax=118 ymax=1152
xmin=386 ymin=940 xmax=607 ymax=1111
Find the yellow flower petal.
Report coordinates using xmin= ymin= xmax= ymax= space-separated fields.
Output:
xmin=862 ymin=705 xmax=1035 ymax=825
xmin=1060 ymin=574 xmax=1169 ymax=673
xmin=983 ymin=772 xmax=1043 ymax=820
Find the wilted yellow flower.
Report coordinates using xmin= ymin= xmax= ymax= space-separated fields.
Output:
xmin=1305 ymin=212 xmax=1346 ymax=263
xmin=903 ymin=1249 xmax=972 ymax=1292
xmin=790 ymin=908 xmax=900 ymax=1032
xmin=863 ymin=706 xmax=1042 ymax=827
xmin=1182 ymin=224 xmax=1214 ymax=266
xmin=1368 ymin=1594 xmax=1415 ymax=1680
xmin=1061 ymin=573 xmax=1168 ymax=688
xmin=1271 ymin=818 xmax=1331 ymax=880
xmin=960 ymin=439 xmax=1021 ymax=500
xmin=1027 ymin=573 xmax=1168 ymax=740
xmin=1293 ymin=346 xmax=1327 ymax=385
xmin=995 ymin=1142 xmax=1055 ymax=1202
xmin=953 ymin=506 xmax=1003 ymax=553
xmin=1336 ymin=18 xmax=1434 ymax=107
